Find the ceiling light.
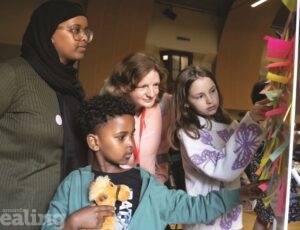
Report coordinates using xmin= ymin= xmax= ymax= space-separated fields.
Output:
xmin=251 ymin=0 xmax=268 ymax=8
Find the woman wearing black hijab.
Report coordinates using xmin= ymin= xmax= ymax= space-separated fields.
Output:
xmin=0 ymin=1 xmax=93 ymax=228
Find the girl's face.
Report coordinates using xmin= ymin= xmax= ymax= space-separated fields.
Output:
xmin=187 ymin=76 xmax=219 ymax=117
xmin=51 ymin=16 xmax=91 ymax=64
xmin=127 ymin=70 xmax=160 ymax=111
xmin=92 ymin=115 xmax=135 ymax=171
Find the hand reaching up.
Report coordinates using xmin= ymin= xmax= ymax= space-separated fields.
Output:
xmin=249 ymin=98 xmax=271 ymax=122
xmin=239 ymin=180 xmax=269 ymax=201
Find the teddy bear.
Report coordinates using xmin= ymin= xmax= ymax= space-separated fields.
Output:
xmin=89 ymin=175 xmax=131 ymax=230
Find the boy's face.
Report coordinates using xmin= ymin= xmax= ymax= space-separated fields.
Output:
xmin=89 ymin=114 xmax=135 ymax=170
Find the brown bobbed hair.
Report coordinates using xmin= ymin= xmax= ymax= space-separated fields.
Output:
xmin=100 ymin=52 xmax=168 ymax=103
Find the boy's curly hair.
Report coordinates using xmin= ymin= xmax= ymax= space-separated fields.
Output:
xmin=76 ymin=94 xmax=135 ymax=137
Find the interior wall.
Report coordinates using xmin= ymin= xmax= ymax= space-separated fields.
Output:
xmin=0 ymin=0 xmax=45 ymax=45
xmin=145 ymin=3 xmax=220 ymax=70
xmin=216 ymin=0 xmax=282 ymax=110
xmin=78 ymin=0 xmax=154 ymax=97
xmin=146 ymin=4 xmax=218 ymax=53
xmin=0 ymin=43 xmax=20 ymax=62
xmin=0 ymin=0 xmax=48 ymax=62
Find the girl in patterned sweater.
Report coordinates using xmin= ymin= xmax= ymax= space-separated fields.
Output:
xmin=170 ymin=66 xmax=271 ymax=230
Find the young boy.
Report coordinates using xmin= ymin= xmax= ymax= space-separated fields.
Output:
xmin=42 ymin=94 xmax=265 ymax=230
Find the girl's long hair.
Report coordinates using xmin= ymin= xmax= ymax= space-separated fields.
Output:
xmin=170 ymin=65 xmax=232 ymax=149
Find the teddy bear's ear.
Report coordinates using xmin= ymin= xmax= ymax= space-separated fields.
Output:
xmin=87 ymin=134 xmax=100 ymax=151
xmin=89 ymin=176 xmax=110 ymax=202
xmin=116 ymin=185 xmax=131 ymax=201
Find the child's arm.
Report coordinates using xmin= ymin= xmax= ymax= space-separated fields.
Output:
xmin=42 ymin=175 xmax=73 ymax=229
xmin=179 ymin=112 xmax=263 ymax=182
xmin=160 ymin=180 xmax=264 ymax=225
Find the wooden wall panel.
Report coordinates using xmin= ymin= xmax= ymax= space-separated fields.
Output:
xmin=216 ymin=0 xmax=282 ymax=110
xmin=78 ymin=0 xmax=154 ymax=97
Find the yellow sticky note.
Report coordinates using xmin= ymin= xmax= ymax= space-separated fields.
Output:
xmin=282 ymin=0 xmax=297 ymax=12
xmin=266 ymin=72 xmax=290 ymax=84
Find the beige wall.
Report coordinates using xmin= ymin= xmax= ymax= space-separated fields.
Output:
xmin=146 ymin=4 xmax=218 ymax=54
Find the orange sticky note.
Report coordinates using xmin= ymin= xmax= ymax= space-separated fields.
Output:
xmin=266 ymin=61 xmax=291 ymax=69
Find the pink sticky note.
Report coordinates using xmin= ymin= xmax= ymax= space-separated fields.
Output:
xmin=270 ymin=159 xmax=279 ymax=173
xmin=264 ymin=36 xmax=293 ymax=60
xmin=258 ymin=183 xmax=269 ymax=192
xmin=275 ymin=180 xmax=287 ymax=216
xmin=265 ymin=107 xmax=286 ymax=117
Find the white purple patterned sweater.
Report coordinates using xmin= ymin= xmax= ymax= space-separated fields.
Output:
xmin=179 ymin=112 xmax=263 ymax=230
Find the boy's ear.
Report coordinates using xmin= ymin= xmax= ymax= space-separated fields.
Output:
xmin=87 ymin=134 xmax=100 ymax=151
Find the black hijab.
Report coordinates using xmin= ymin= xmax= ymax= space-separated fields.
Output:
xmin=21 ymin=0 xmax=88 ymax=180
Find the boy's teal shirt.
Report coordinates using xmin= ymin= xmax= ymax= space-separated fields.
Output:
xmin=43 ymin=165 xmax=242 ymax=230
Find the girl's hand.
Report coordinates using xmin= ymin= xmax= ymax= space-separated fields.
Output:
xmin=63 ymin=204 xmax=115 ymax=229
xmin=249 ymin=98 xmax=271 ymax=122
